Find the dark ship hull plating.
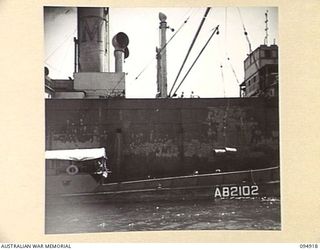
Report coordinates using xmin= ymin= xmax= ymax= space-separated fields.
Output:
xmin=46 ymin=166 xmax=279 ymax=204
xmin=45 ymin=97 xmax=280 ymax=201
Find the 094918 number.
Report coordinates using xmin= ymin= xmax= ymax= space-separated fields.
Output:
xmin=214 ymin=185 xmax=259 ymax=198
xmin=300 ymin=244 xmax=318 ymax=249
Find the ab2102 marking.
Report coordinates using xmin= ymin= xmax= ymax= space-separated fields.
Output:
xmin=214 ymin=185 xmax=259 ymax=198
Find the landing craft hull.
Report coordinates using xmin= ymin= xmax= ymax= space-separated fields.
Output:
xmin=46 ymin=166 xmax=280 ymax=204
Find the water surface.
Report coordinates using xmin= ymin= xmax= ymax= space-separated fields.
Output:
xmin=45 ymin=197 xmax=280 ymax=234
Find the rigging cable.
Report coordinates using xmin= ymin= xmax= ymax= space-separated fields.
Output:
xmin=134 ymin=13 xmax=192 ymax=81
xmin=158 ymin=16 xmax=191 ymax=55
xmin=224 ymin=7 xmax=228 ymax=48
xmin=220 ymin=63 xmax=225 ymax=97
xmin=223 ymin=98 xmax=231 ymax=145
xmin=172 ymin=25 xmax=219 ymax=96
xmin=111 ymin=73 xmax=127 ymax=93
xmin=224 ymin=8 xmax=240 ymax=87
xmin=237 ymin=7 xmax=252 ymax=53
xmin=222 ymin=9 xmax=229 ymax=145
xmin=222 ymin=9 xmax=229 ymax=144
xmin=168 ymin=7 xmax=211 ymax=97
xmin=45 ymin=28 xmax=77 ymax=63
xmin=58 ymin=35 xmax=74 ymax=74
xmin=45 ymin=62 xmax=64 ymax=74
xmin=223 ymin=7 xmax=228 ymax=97
xmin=134 ymin=57 xmax=155 ymax=81
xmin=227 ymin=57 xmax=240 ymax=84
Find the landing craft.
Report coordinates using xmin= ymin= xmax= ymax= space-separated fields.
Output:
xmin=45 ymin=7 xmax=279 ymax=202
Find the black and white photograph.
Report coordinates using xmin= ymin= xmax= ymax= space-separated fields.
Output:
xmin=44 ymin=6 xmax=280 ymax=234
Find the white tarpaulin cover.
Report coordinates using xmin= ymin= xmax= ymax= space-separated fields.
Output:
xmin=45 ymin=148 xmax=106 ymax=161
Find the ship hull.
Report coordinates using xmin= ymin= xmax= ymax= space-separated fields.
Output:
xmin=46 ymin=166 xmax=280 ymax=204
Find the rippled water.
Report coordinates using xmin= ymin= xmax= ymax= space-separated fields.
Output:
xmin=45 ymin=198 xmax=281 ymax=234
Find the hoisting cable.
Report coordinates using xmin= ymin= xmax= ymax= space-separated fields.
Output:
xmin=168 ymin=7 xmax=211 ymax=97
xmin=172 ymin=25 xmax=219 ymax=96
xmin=237 ymin=7 xmax=252 ymax=53
xmin=134 ymin=14 xmax=191 ymax=80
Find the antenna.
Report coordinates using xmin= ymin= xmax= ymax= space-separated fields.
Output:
xmin=264 ymin=10 xmax=269 ymax=45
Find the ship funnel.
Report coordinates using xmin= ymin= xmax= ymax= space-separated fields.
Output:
xmin=77 ymin=7 xmax=109 ymax=72
xmin=112 ymin=32 xmax=129 ymax=72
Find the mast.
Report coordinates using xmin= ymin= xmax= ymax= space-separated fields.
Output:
xmin=157 ymin=12 xmax=168 ymax=98
xmin=264 ymin=10 xmax=269 ymax=45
